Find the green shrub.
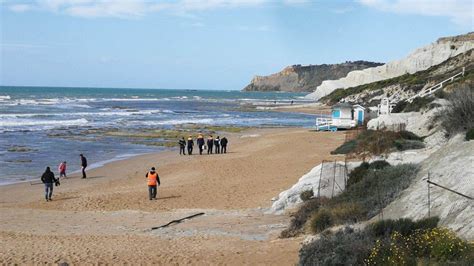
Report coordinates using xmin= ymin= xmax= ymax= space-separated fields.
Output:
xmin=347 ymin=162 xmax=370 ymax=187
xmin=299 ymin=227 xmax=375 ymax=266
xmin=281 ymin=198 xmax=325 ymax=238
xmin=309 ymin=209 xmax=334 ymax=233
xmin=439 ymin=85 xmax=474 ymax=137
xmin=284 ymin=164 xmax=419 ymax=238
xmin=332 ymin=130 xmax=423 ymax=156
xmin=330 ymin=202 xmax=365 ymax=223
xmin=370 ymin=217 xmax=439 ymax=237
xmin=369 ymin=160 xmax=391 ymax=170
xmin=348 ymin=160 xmax=390 ymax=187
xmin=422 ymin=228 xmax=471 ymax=262
xmin=300 ymin=190 xmax=314 ymax=202
xmin=399 ymin=130 xmax=423 ymax=141
xmin=366 ymin=227 xmax=473 ymax=265
xmin=299 ymin=217 xmax=473 ymax=266
xmin=394 ymin=139 xmax=425 ymax=150
xmin=335 ymin=164 xmax=419 ymax=219
xmin=331 ymin=139 xmax=357 ymax=154
xmin=434 ymin=89 xmax=446 ymax=98
xmin=404 ymin=97 xmax=435 ymax=112
xmin=466 ymin=128 xmax=474 ymax=141
xmin=392 ymin=100 xmax=408 ymax=113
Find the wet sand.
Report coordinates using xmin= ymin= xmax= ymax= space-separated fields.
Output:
xmin=0 ymin=127 xmax=345 ymax=265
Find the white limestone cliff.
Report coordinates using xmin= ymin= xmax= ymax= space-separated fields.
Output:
xmin=306 ymin=33 xmax=474 ymax=100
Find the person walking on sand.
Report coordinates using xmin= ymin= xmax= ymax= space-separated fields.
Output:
xmin=197 ymin=134 xmax=205 ymax=155
xmin=214 ymin=136 xmax=220 ymax=154
xmin=80 ymin=154 xmax=87 ymax=178
xmin=220 ymin=137 xmax=228 ymax=154
xmin=41 ymin=167 xmax=58 ymax=201
xmin=58 ymin=161 xmax=67 ymax=178
xmin=207 ymin=135 xmax=214 ymax=154
xmin=178 ymin=137 xmax=186 ymax=155
xmin=146 ymin=167 xmax=160 ymax=200
xmin=187 ymin=135 xmax=194 ymax=155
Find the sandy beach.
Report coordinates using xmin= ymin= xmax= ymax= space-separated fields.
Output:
xmin=0 ymin=127 xmax=345 ymax=264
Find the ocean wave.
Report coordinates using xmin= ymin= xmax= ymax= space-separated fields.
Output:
xmin=0 ymin=118 xmax=88 ymax=127
xmin=0 ymin=95 xmax=11 ymax=100
xmin=127 ymin=118 xmax=215 ymax=126
xmin=0 ymin=109 xmax=170 ymax=119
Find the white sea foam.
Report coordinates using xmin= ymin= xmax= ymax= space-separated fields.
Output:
xmin=145 ymin=118 xmax=215 ymax=125
xmin=0 ymin=118 xmax=88 ymax=127
xmin=0 ymin=95 xmax=11 ymax=100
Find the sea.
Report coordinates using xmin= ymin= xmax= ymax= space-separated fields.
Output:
xmin=0 ymin=86 xmax=316 ymax=185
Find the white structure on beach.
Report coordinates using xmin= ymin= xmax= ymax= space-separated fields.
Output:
xmin=315 ymin=103 xmax=365 ymax=131
xmin=377 ymin=98 xmax=395 ymax=116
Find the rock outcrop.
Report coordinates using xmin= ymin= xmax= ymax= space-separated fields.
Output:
xmin=306 ymin=32 xmax=474 ymax=100
xmin=382 ymin=134 xmax=474 ymax=240
xmin=243 ymin=61 xmax=383 ymax=92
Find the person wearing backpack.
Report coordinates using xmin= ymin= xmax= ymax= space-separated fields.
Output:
xmin=146 ymin=167 xmax=161 ymax=200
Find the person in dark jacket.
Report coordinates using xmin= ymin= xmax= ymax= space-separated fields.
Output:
xmin=214 ymin=136 xmax=220 ymax=154
xmin=220 ymin=137 xmax=228 ymax=154
xmin=207 ymin=135 xmax=213 ymax=155
xmin=187 ymin=135 xmax=194 ymax=155
xmin=80 ymin=154 xmax=87 ymax=178
xmin=197 ymin=134 xmax=205 ymax=155
xmin=178 ymin=137 xmax=186 ymax=155
xmin=145 ymin=167 xmax=161 ymax=200
xmin=41 ymin=167 xmax=58 ymax=201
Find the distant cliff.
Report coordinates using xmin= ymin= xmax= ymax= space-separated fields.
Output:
xmin=242 ymin=61 xmax=383 ymax=92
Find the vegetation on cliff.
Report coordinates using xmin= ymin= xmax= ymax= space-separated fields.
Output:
xmin=320 ymin=49 xmax=473 ymax=106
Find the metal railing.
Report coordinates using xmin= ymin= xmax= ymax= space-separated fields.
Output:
xmin=407 ymin=67 xmax=465 ymax=103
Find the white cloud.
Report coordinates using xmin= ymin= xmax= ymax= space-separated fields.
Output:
xmin=358 ymin=0 xmax=474 ymax=26
xmin=9 ymin=4 xmax=32 ymax=12
xmin=283 ymin=0 xmax=310 ymax=5
xmin=4 ymin=0 xmax=272 ymax=18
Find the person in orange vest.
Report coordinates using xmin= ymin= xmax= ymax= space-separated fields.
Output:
xmin=145 ymin=167 xmax=161 ymax=200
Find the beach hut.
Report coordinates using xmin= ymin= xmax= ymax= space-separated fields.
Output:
xmin=315 ymin=103 xmax=365 ymax=131
xmin=353 ymin=104 xmax=365 ymax=125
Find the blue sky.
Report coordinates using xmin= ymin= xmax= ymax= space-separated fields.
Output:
xmin=1 ymin=0 xmax=472 ymax=90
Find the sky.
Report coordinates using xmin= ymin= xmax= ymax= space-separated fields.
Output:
xmin=0 ymin=0 xmax=473 ymax=90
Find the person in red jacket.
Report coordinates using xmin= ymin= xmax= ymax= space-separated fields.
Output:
xmin=58 ymin=161 xmax=67 ymax=178
xmin=145 ymin=167 xmax=161 ymax=200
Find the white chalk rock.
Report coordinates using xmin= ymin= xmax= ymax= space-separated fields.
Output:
xmin=306 ymin=34 xmax=474 ymax=100
xmin=269 ymin=161 xmax=358 ymax=214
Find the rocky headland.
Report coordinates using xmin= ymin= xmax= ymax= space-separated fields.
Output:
xmin=242 ymin=61 xmax=383 ymax=92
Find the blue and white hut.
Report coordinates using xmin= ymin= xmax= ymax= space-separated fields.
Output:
xmin=316 ymin=103 xmax=365 ymax=131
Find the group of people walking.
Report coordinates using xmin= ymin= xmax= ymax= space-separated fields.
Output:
xmin=178 ymin=135 xmax=229 ymax=155
xmin=40 ymin=154 xmax=88 ymax=201
xmin=39 ymin=135 xmax=229 ymax=202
